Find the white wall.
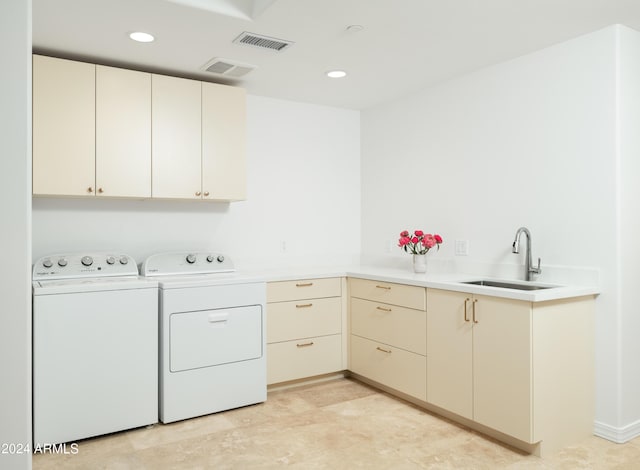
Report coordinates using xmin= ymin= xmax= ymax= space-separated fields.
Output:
xmin=361 ymin=25 xmax=635 ymax=435
xmin=32 ymin=95 xmax=361 ymax=269
xmin=0 ymin=1 xmax=32 ymax=469
xmin=619 ymin=26 xmax=640 ymax=439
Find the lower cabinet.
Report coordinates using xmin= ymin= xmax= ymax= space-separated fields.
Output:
xmin=426 ymin=287 xmax=595 ymax=454
xmin=348 ymin=278 xmax=427 ymax=401
xmin=266 ymin=275 xmax=594 ymax=455
xmin=427 ymin=289 xmax=532 ymax=442
xmin=266 ymin=278 xmax=343 ymax=385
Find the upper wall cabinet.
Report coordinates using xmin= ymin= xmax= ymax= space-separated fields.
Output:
xmin=32 ymin=55 xmax=247 ymax=201
xmin=96 ymin=65 xmax=151 ymax=198
xmin=151 ymin=76 xmax=247 ymax=201
xmin=151 ymin=75 xmax=202 ymax=200
xmin=202 ymin=82 xmax=246 ymax=201
xmin=33 ymin=55 xmax=96 ymax=197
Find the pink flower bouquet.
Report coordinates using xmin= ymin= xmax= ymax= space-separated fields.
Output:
xmin=398 ymin=230 xmax=443 ymax=255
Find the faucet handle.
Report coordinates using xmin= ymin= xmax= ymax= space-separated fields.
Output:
xmin=531 ymin=257 xmax=542 ymax=275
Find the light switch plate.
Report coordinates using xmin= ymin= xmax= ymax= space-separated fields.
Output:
xmin=455 ymin=240 xmax=469 ymax=256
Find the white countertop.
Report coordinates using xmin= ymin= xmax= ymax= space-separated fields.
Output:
xmin=234 ymin=265 xmax=600 ymax=302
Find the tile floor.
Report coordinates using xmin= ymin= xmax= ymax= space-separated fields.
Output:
xmin=33 ymin=378 xmax=640 ymax=469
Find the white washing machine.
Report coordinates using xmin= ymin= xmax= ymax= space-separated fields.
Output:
xmin=32 ymin=253 xmax=158 ymax=445
xmin=142 ymin=251 xmax=266 ymax=424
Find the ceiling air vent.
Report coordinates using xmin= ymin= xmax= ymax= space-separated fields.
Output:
xmin=233 ymin=31 xmax=294 ymax=52
xmin=200 ymin=58 xmax=257 ymax=78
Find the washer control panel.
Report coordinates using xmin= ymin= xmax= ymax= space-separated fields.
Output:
xmin=142 ymin=251 xmax=234 ymax=276
xmin=33 ymin=253 xmax=138 ymax=280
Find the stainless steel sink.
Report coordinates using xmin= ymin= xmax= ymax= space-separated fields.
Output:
xmin=462 ymin=280 xmax=555 ymax=291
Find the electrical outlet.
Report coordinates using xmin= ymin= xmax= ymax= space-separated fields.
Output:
xmin=455 ymin=240 xmax=469 ymax=256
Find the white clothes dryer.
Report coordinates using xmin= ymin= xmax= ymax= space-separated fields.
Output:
xmin=32 ymin=253 xmax=158 ymax=445
xmin=142 ymin=251 xmax=266 ymax=424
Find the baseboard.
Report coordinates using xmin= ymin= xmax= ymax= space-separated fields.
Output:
xmin=594 ymin=419 xmax=640 ymax=443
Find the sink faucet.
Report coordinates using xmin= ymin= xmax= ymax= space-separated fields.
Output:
xmin=512 ymin=227 xmax=541 ymax=281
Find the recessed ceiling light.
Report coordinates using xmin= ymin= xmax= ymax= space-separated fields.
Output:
xmin=326 ymin=70 xmax=347 ymax=78
xmin=129 ymin=32 xmax=155 ymax=43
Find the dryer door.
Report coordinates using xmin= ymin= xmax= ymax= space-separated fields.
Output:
xmin=170 ymin=305 xmax=263 ymax=372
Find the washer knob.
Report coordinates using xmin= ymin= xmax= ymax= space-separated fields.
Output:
xmin=119 ymin=256 xmax=129 ymax=265
xmin=106 ymin=256 xmax=116 ymax=265
xmin=186 ymin=254 xmax=196 ymax=264
xmin=58 ymin=258 xmax=68 ymax=267
xmin=206 ymin=255 xmax=214 ymax=263
xmin=217 ymin=255 xmax=225 ymax=263
xmin=81 ymin=256 xmax=93 ymax=267
xmin=42 ymin=258 xmax=53 ymax=268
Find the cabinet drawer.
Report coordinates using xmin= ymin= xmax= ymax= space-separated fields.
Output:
xmin=267 ymin=278 xmax=341 ymax=303
xmin=350 ymin=335 xmax=426 ymax=401
xmin=267 ymin=334 xmax=342 ymax=385
xmin=267 ymin=297 xmax=341 ymax=344
xmin=351 ymin=298 xmax=426 ymax=355
xmin=349 ymin=278 xmax=425 ymax=311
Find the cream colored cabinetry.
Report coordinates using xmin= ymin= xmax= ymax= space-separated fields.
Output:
xmin=266 ymin=278 xmax=343 ymax=385
xmin=151 ymin=76 xmax=247 ymax=200
xmin=427 ymin=289 xmax=531 ymax=441
xmin=33 ymin=55 xmax=246 ymax=201
xmin=202 ymin=82 xmax=246 ymax=201
xmin=151 ymin=74 xmax=202 ymax=199
xmin=33 ymin=55 xmax=95 ymax=196
xmin=349 ymin=278 xmax=427 ymax=401
xmin=96 ymin=65 xmax=151 ymax=197
xmin=427 ymin=288 xmax=595 ymax=454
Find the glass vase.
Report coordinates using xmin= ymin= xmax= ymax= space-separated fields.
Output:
xmin=413 ymin=254 xmax=427 ymax=273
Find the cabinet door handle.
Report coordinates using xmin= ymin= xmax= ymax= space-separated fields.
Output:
xmin=472 ymin=298 xmax=478 ymax=323
xmin=376 ymin=306 xmax=392 ymax=312
xmin=376 ymin=346 xmax=392 ymax=354
xmin=87 ymin=187 xmax=93 ymax=193
xmin=98 ymin=187 xmax=104 ymax=194
xmin=296 ymin=341 xmax=314 ymax=348
xmin=375 ymin=285 xmax=391 ymax=290
xmin=195 ymin=191 xmax=202 ymax=196
xmin=296 ymin=303 xmax=312 ymax=308
xmin=203 ymin=191 xmax=210 ymax=197
xmin=296 ymin=282 xmax=313 ymax=287
xmin=464 ymin=298 xmax=470 ymax=322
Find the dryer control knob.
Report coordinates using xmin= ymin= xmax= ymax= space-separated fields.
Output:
xmin=58 ymin=258 xmax=68 ymax=267
xmin=217 ymin=255 xmax=225 ymax=263
xmin=119 ymin=257 xmax=128 ymax=265
xmin=42 ymin=258 xmax=53 ymax=268
xmin=186 ymin=254 xmax=196 ymax=264
xmin=106 ymin=256 xmax=116 ymax=265
xmin=81 ymin=256 xmax=93 ymax=267
xmin=206 ymin=255 xmax=214 ymax=263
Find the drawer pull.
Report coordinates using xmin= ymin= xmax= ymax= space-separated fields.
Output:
xmin=464 ymin=298 xmax=470 ymax=322
xmin=376 ymin=306 xmax=392 ymax=312
xmin=296 ymin=341 xmax=314 ymax=348
xmin=376 ymin=346 xmax=392 ymax=354
xmin=296 ymin=303 xmax=313 ymax=308
xmin=472 ymin=298 xmax=479 ymax=323
xmin=296 ymin=282 xmax=313 ymax=287
xmin=375 ymin=285 xmax=391 ymax=290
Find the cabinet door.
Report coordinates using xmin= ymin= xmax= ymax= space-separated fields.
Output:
xmin=202 ymin=82 xmax=246 ymax=200
xmin=473 ymin=295 xmax=532 ymax=442
xmin=96 ymin=66 xmax=151 ymax=198
xmin=426 ymin=289 xmax=473 ymax=419
xmin=152 ymin=75 xmax=202 ymax=199
xmin=33 ymin=55 xmax=95 ymax=196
